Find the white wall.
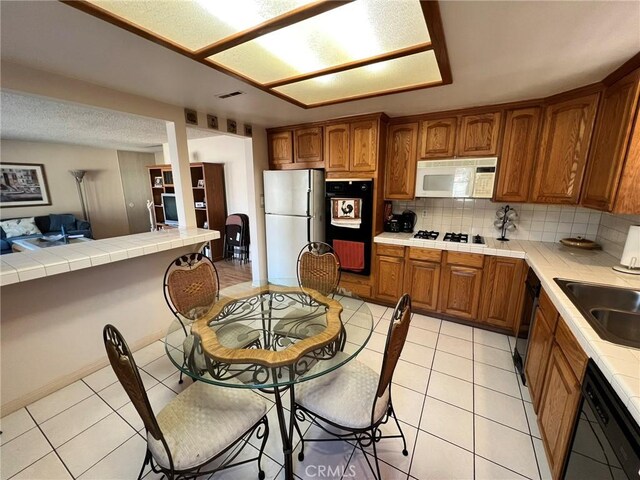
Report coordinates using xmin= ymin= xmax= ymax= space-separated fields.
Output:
xmin=0 ymin=140 xmax=129 ymax=238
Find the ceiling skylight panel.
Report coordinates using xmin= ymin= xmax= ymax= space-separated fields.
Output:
xmin=208 ymin=0 xmax=431 ymax=84
xmin=273 ymin=50 xmax=442 ymax=106
xmin=88 ymin=0 xmax=315 ymax=51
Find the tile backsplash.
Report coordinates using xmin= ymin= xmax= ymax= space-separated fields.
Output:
xmin=391 ymin=199 xmax=602 ymax=243
xmin=597 ymin=213 xmax=640 ymax=258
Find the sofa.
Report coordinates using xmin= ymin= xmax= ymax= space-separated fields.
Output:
xmin=0 ymin=213 xmax=92 ymax=254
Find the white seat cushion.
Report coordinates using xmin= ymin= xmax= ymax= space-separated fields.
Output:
xmin=147 ymin=378 xmax=267 ymax=471
xmin=183 ymin=324 xmax=260 ymax=371
xmin=295 ymin=352 xmax=389 ymax=430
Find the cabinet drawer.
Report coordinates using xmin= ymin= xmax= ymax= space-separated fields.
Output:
xmin=376 ymin=244 xmax=405 ymax=258
xmin=339 ymin=280 xmax=371 ymax=299
xmin=538 ymin=289 xmax=559 ymax=330
xmin=408 ymin=247 xmax=442 ymax=262
xmin=555 ymin=318 xmax=587 ymax=381
xmin=445 ymin=251 xmax=484 ymax=268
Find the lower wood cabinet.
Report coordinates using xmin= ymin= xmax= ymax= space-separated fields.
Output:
xmin=405 ymin=259 xmax=441 ymax=311
xmin=479 ymin=257 xmax=526 ymax=331
xmin=438 ymin=258 xmax=483 ymax=321
xmin=374 ymin=254 xmax=405 ymax=303
xmin=524 ymin=308 xmax=556 ymax=411
xmin=538 ymin=343 xmax=582 ymax=479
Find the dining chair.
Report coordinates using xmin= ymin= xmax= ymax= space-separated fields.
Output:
xmin=272 ymin=242 xmax=341 ymax=345
xmin=292 ymin=294 xmax=412 ymax=480
xmin=163 ymin=252 xmax=261 ymax=382
xmin=103 ymin=324 xmax=269 ymax=480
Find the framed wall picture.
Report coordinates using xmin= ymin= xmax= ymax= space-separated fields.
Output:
xmin=0 ymin=163 xmax=52 ymax=208
xmin=207 ymin=114 xmax=218 ymax=130
xmin=227 ymin=119 xmax=237 ymax=134
xmin=184 ymin=108 xmax=198 ymax=126
xmin=154 ymin=176 xmax=163 ymax=187
xmin=244 ymin=124 xmax=253 ymax=137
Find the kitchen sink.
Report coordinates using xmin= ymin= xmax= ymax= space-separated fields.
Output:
xmin=555 ymin=279 xmax=640 ymax=349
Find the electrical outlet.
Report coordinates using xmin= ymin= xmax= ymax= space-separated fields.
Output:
xmin=422 ymin=210 xmax=428 ymax=218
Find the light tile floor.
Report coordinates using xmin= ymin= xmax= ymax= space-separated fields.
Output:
xmin=1 ymin=303 xmax=552 ymax=480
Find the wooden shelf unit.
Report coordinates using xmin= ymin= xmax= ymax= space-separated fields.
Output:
xmin=147 ymin=163 xmax=227 ymax=260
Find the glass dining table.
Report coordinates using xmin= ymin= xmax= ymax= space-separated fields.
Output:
xmin=164 ymin=280 xmax=374 ymax=480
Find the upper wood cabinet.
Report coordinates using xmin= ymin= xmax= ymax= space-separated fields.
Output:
xmin=419 ymin=117 xmax=457 ymax=159
xmin=385 ymin=123 xmax=418 ymax=199
xmin=350 ymin=119 xmax=378 ymax=172
xmin=479 ymin=257 xmax=526 ymax=332
xmin=268 ymin=130 xmax=293 ymax=166
xmin=530 ymin=93 xmax=599 ymax=204
xmin=494 ymin=107 xmax=542 ymax=202
xmin=294 ymin=127 xmax=323 ymax=164
xmin=456 ymin=112 xmax=502 ymax=157
xmin=324 ymin=123 xmax=350 ymax=172
xmin=581 ymin=70 xmax=640 ymax=213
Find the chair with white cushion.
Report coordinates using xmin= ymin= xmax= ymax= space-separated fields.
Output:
xmin=103 ymin=324 xmax=269 ymax=480
xmin=292 ymin=294 xmax=412 ymax=480
xmin=163 ymin=253 xmax=261 ymax=382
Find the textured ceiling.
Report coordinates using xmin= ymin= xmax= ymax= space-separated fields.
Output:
xmin=0 ymin=91 xmax=218 ymax=152
xmin=0 ymin=1 xmax=639 ymax=127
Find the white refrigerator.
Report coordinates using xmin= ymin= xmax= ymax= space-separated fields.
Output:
xmin=264 ymin=169 xmax=325 ymax=282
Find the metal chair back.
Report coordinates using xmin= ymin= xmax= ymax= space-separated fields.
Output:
xmin=163 ymin=253 xmax=219 ymax=324
xmin=376 ymin=294 xmax=412 ymax=398
xmin=297 ymin=242 xmax=341 ymax=297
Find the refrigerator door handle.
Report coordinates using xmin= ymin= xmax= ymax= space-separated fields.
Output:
xmin=307 ymin=217 xmax=311 ymax=243
xmin=306 ymin=170 xmax=311 ymax=217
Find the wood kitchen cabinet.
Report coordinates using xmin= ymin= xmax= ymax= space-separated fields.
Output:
xmin=494 ymin=107 xmax=542 ymax=202
xmin=419 ymin=117 xmax=457 ymax=159
xmin=524 ymin=308 xmax=556 ymax=411
xmin=538 ymin=343 xmax=584 ymax=479
xmin=324 ymin=123 xmax=350 ymax=172
xmin=294 ymin=127 xmax=323 ymax=164
xmin=581 ymin=69 xmax=640 ymax=213
xmin=350 ymin=119 xmax=378 ymax=172
xmin=374 ymin=246 xmax=405 ymax=303
xmin=479 ymin=257 xmax=526 ymax=332
xmin=438 ymin=252 xmax=484 ymax=320
xmin=456 ymin=112 xmax=502 ymax=157
xmin=530 ymin=92 xmax=599 ymax=204
xmin=384 ymin=123 xmax=418 ymax=199
xmin=404 ymin=247 xmax=442 ymax=312
xmin=268 ymin=130 xmax=293 ymax=167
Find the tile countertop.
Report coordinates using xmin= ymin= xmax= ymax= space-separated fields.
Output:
xmin=0 ymin=228 xmax=219 ymax=286
xmin=375 ymin=232 xmax=640 ymax=425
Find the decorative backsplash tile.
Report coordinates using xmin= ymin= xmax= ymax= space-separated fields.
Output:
xmin=391 ymin=199 xmax=602 ymax=242
xmin=597 ymin=213 xmax=640 ymax=259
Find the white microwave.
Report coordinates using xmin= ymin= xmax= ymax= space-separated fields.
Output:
xmin=414 ymin=157 xmax=497 ymax=198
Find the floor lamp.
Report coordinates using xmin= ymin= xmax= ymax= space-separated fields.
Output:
xmin=70 ymin=170 xmax=90 ymax=222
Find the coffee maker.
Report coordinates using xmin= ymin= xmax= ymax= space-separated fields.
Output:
xmin=400 ymin=210 xmax=417 ymax=233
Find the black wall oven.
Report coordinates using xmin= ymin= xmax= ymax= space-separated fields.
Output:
xmin=325 ymin=179 xmax=373 ymax=276
xmin=563 ymin=359 xmax=640 ymax=479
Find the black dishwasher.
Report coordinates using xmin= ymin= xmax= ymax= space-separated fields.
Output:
xmin=513 ymin=267 xmax=541 ymax=384
xmin=563 ymin=359 xmax=640 ymax=479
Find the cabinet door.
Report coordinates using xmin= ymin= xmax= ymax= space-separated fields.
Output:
xmin=480 ymin=257 xmax=525 ymax=332
xmin=324 ymin=123 xmax=350 ymax=172
xmin=405 ymin=260 xmax=440 ymax=311
xmin=456 ymin=112 xmax=502 ymax=157
xmin=350 ymin=120 xmax=378 ymax=171
xmin=294 ymin=127 xmax=323 ymax=164
xmin=530 ymin=93 xmax=599 ymax=204
xmin=375 ymin=255 xmax=405 ymax=303
xmin=538 ymin=344 xmax=581 ymax=478
xmin=582 ymin=71 xmax=640 ymax=211
xmin=495 ymin=107 xmax=542 ymax=202
xmin=524 ymin=309 xmax=555 ymax=411
xmin=438 ymin=264 xmax=483 ymax=320
xmin=268 ymin=131 xmax=293 ymax=166
xmin=385 ymin=123 xmax=419 ymax=199
xmin=419 ymin=117 xmax=457 ymax=159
